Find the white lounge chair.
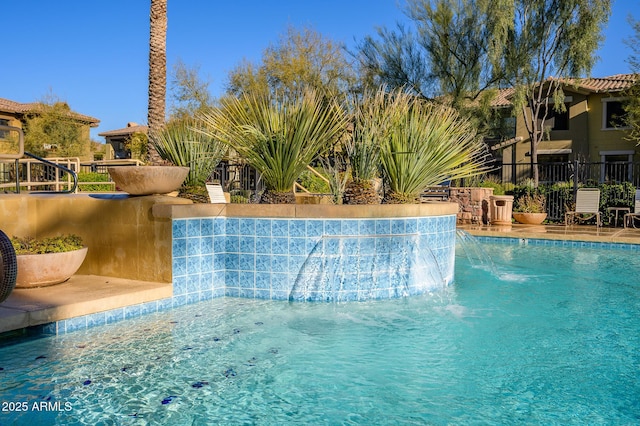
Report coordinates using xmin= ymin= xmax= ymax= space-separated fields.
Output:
xmin=624 ymin=189 xmax=640 ymax=228
xmin=565 ymin=188 xmax=602 ymax=226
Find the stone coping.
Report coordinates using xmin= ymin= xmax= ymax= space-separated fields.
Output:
xmin=152 ymin=201 xmax=458 ymax=219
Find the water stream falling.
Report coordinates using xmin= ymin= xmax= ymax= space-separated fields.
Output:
xmin=289 ymin=233 xmax=445 ymax=302
xmin=455 ymin=229 xmax=498 ymax=274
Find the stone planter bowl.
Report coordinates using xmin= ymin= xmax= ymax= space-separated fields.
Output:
xmin=16 ymin=247 xmax=88 ymax=288
xmin=108 ymin=166 xmax=189 ymax=196
xmin=512 ymin=212 xmax=547 ymax=225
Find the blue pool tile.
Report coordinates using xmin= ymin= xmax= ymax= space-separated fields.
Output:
xmin=375 ymin=219 xmax=391 ymax=235
xmin=324 ymin=220 xmax=341 ymax=235
xmin=214 ymin=253 xmax=225 ymax=271
xmin=87 ymin=312 xmax=106 ymax=328
xmin=256 ymin=272 xmax=271 ymax=289
xmin=359 ymin=219 xmax=376 ymax=235
xmin=225 ymin=287 xmax=240 ymax=297
xmin=140 ymin=301 xmax=158 ymax=316
xmin=187 ymin=219 xmax=201 ymax=237
xmin=213 ymin=270 xmax=226 ymax=286
xmin=225 ymin=253 xmax=240 ymax=270
xmin=225 ymin=270 xmax=240 ymax=287
xmin=306 ymin=220 xmax=324 ymax=237
xmin=323 ymin=238 xmax=340 ymax=255
xmin=41 ymin=322 xmax=57 ymax=335
xmin=226 ymin=218 xmax=239 ymax=235
xmin=289 ymin=220 xmax=306 ymax=237
xmin=187 ymin=255 xmax=202 ymax=274
xmin=271 ymin=289 xmax=289 ymax=300
xmin=272 ymin=219 xmax=289 ymax=237
xmin=289 ymin=237 xmax=306 ymax=254
xmin=63 ymin=316 xmax=88 ymax=333
xmin=173 ymin=220 xmax=187 ymax=238
xmin=187 ymin=292 xmax=201 ymax=305
xmin=342 ymin=219 xmax=359 ymax=235
xmin=239 ymin=253 xmax=256 ymax=271
xmin=201 ymin=236 xmax=214 ymax=254
xmin=214 ymin=236 xmax=226 ymax=253
xmin=106 ymin=308 xmax=125 ymax=324
xmin=201 ymin=254 xmax=214 ymax=273
xmin=239 ymin=271 xmax=256 ymax=288
xmin=173 ymin=257 xmax=187 ymax=277
xmin=226 ymin=235 xmax=240 ymax=253
xmin=124 ymin=304 xmax=142 ymax=320
xmin=271 ymin=255 xmax=288 ymax=273
xmin=172 ymin=238 xmax=187 ymax=257
xmin=200 ymin=289 xmax=214 ymax=301
xmin=272 ymin=237 xmax=289 ymax=255
xmin=172 ymin=295 xmax=187 ymax=307
xmin=239 ymin=218 xmax=256 ymax=235
xmin=214 ymin=218 xmax=225 ymax=235
xmin=201 ymin=219 xmax=214 ymax=236
xmin=255 ymin=289 xmax=270 ymax=299
xmin=255 ymin=219 xmax=272 ymax=236
xmin=200 ymin=271 xmax=213 ymax=291
xmin=306 ymin=236 xmax=321 ymax=252
xmin=405 ymin=218 xmax=418 ymax=234
xmin=289 ymin=255 xmax=306 ymax=274
xmin=359 ymin=237 xmax=376 ymax=254
xmin=157 ymin=298 xmax=173 ymax=312
xmin=239 ymin=286 xmax=254 ymax=298
xmin=271 ymin=273 xmax=290 ymax=292
xmin=240 ymin=236 xmax=256 ymax=253
xmin=187 ymin=238 xmax=202 ymax=256
xmin=391 ymin=219 xmax=406 ymax=235
xmin=187 ymin=275 xmax=200 ymax=293
xmin=255 ymin=236 xmax=272 ymax=254
xmin=174 ymin=275 xmax=188 ymax=295
xmin=255 ymin=254 xmax=272 ymax=271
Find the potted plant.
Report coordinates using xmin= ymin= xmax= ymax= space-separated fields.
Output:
xmin=513 ymin=193 xmax=547 ymax=224
xmin=11 ymin=234 xmax=88 ymax=288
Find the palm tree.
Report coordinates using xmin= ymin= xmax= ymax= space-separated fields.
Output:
xmin=147 ymin=0 xmax=167 ymax=165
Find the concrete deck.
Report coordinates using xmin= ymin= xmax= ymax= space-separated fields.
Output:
xmin=1 ymin=223 xmax=639 ymax=337
xmin=0 ymin=276 xmax=171 ymax=334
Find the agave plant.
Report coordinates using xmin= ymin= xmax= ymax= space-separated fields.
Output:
xmin=150 ymin=118 xmax=226 ymax=200
xmin=380 ymin=93 xmax=490 ymax=203
xmin=198 ymin=89 xmax=348 ymax=203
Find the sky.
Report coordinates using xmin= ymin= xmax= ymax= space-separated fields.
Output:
xmin=2 ymin=0 xmax=638 ymax=142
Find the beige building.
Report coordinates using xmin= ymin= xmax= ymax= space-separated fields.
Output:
xmin=98 ymin=122 xmax=148 ymax=160
xmin=490 ymin=74 xmax=638 ymax=183
xmin=0 ymin=97 xmax=100 ymax=161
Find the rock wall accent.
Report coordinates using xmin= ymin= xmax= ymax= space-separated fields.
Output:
xmin=449 ymin=187 xmax=494 ymax=224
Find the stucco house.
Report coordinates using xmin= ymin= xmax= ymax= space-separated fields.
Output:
xmin=0 ymin=97 xmax=100 ymax=160
xmin=489 ymin=74 xmax=638 ymax=183
xmin=98 ymin=122 xmax=148 ymax=160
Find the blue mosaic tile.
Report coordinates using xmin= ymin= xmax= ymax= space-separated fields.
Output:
xmin=405 ymin=218 xmax=418 ymax=234
xmin=342 ymin=219 xmax=359 ymax=236
xmin=272 ymin=237 xmax=289 ymax=255
xmin=271 ymin=255 xmax=288 ymax=273
xmin=173 ymin=220 xmax=187 ymax=238
xmin=187 ymin=255 xmax=202 ymax=274
xmin=375 ymin=236 xmax=392 ymax=253
xmin=200 ymin=289 xmax=214 ymax=301
xmin=271 ymin=273 xmax=290 ymax=292
xmin=306 ymin=220 xmax=324 ymax=237
xmin=225 ymin=287 xmax=240 ymax=297
xmin=225 ymin=253 xmax=240 ymax=270
xmin=201 ymin=236 xmax=214 ymax=254
xmin=255 ymin=254 xmax=272 ymax=271
xmin=173 ymin=257 xmax=187 ymax=277
xmin=226 ymin=218 xmax=239 ymax=235
xmin=239 ymin=271 xmax=256 ymax=288
xmin=201 ymin=219 xmax=214 ymax=236
xmin=187 ymin=219 xmax=201 ymax=237
xmin=140 ymin=301 xmax=158 ymax=316
xmin=187 ymin=292 xmax=201 ymax=305
xmin=359 ymin=237 xmax=376 ymax=254
xmin=63 ymin=316 xmax=88 ymax=333
xmin=324 ymin=220 xmax=342 ymax=236
xmin=201 ymin=254 xmax=214 ymax=273
xmin=289 ymin=237 xmax=306 ymax=254
xmin=255 ymin=219 xmax=272 ymax=236
xmin=239 ymin=218 xmax=256 ymax=235
xmin=323 ymin=238 xmax=340 ymax=255
xmin=391 ymin=219 xmax=406 ymax=235
xmin=213 ymin=270 xmax=226 ymax=286
xmin=124 ymin=304 xmax=142 ymax=320
xmin=214 ymin=236 xmax=226 ymax=253
xmin=240 ymin=236 xmax=256 ymax=253
xmin=187 ymin=238 xmax=202 ymax=257
xmin=271 ymin=289 xmax=289 ymax=300
xmin=214 ymin=218 xmax=225 ymax=235
xmin=289 ymin=255 xmax=306 ymax=274
xmin=255 ymin=237 xmax=272 ymax=254
xmin=157 ymin=298 xmax=173 ymax=312
xmin=239 ymin=253 xmax=256 ymax=271
xmin=359 ymin=219 xmax=376 ymax=235
xmin=41 ymin=322 xmax=57 ymax=335
xmin=225 ymin=270 xmax=240 ymax=287
xmin=187 ymin=275 xmax=200 ymax=293
xmin=200 ymin=272 xmax=213 ymax=291
xmin=106 ymin=308 xmax=125 ymax=324
xmin=173 ymin=238 xmax=187 ymax=257
xmin=172 ymin=295 xmax=187 ymax=307
xmin=306 ymin=236 xmax=321 ymax=252
xmin=214 ymin=253 xmax=225 ymax=271
xmin=375 ymin=219 xmax=391 ymax=235
xmin=173 ymin=275 xmax=188 ymax=295
xmin=256 ymin=272 xmax=271 ymax=289
xmin=87 ymin=312 xmax=106 ymax=328
xmin=239 ymin=286 xmax=254 ymax=298
xmin=272 ymin=219 xmax=289 ymax=237
xmin=289 ymin=220 xmax=306 ymax=237
xmin=255 ymin=289 xmax=270 ymax=299
xmin=226 ymin=235 xmax=240 ymax=253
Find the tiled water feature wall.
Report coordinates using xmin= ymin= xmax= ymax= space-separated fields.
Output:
xmin=171 ymin=215 xmax=457 ymax=302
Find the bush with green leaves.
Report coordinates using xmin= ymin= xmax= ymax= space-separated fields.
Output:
xmin=379 ymin=91 xmax=491 ymax=203
xmin=198 ymin=88 xmax=348 ymax=203
xmin=150 ymin=118 xmax=226 ymax=188
xmin=11 ymin=234 xmax=83 ymax=255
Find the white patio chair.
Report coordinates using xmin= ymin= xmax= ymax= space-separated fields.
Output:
xmin=565 ymin=188 xmax=602 ymax=227
xmin=624 ymin=189 xmax=640 ymax=228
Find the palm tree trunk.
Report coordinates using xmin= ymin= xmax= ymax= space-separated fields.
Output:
xmin=147 ymin=0 xmax=167 ymax=165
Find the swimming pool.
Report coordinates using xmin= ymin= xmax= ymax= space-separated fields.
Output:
xmin=1 ymin=240 xmax=639 ymax=424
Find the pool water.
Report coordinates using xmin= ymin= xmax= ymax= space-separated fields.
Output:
xmin=1 ymin=242 xmax=639 ymax=425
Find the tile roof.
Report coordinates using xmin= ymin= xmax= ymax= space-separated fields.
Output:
xmin=491 ymin=74 xmax=638 ymax=107
xmin=98 ymin=123 xmax=148 ymax=137
xmin=0 ymin=97 xmax=100 ymax=126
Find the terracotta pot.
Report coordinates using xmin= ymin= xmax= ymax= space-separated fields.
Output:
xmin=16 ymin=247 xmax=88 ymax=288
xmin=108 ymin=166 xmax=189 ymax=196
xmin=513 ymin=212 xmax=547 ymax=225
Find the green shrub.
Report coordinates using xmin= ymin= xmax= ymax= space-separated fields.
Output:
xmin=11 ymin=234 xmax=84 ymax=254
xmin=297 ymin=169 xmax=331 ymax=193
xmin=77 ymin=172 xmax=114 ymax=192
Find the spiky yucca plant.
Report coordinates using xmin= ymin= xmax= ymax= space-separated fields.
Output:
xmin=380 ymin=93 xmax=490 ymax=203
xmin=198 ymin=89 xmax=347 ymax=204
xmin=342 ymin=89 xmax=390 ymax=205
xmin=151 ymin=118 xmax=226 ymax=202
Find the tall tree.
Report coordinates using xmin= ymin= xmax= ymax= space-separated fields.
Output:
xmin=169 ymin=59 xmax=214 ymax=120
xmin=356 ymin=0 xmax=511 ymax=107
xmin=623 ymin=15 xmax=640 ymax=144
xmin=226 ymin=25 xmax=356 ymax=100
xmin=23 ymin=101 xmax=86 ymax=158
xmin=147 ymin=0 xmax=168 ymax=165
xmin=505 ymin=0 xmax=611 ymax=184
